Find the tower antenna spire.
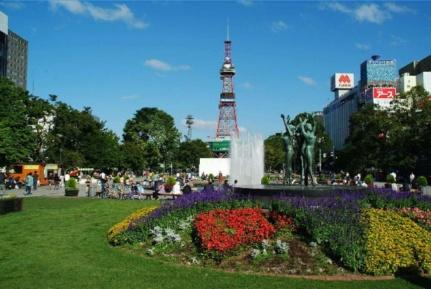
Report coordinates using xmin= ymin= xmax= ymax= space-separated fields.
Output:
xmin=226 ymin=18 xmax=230 ymax=41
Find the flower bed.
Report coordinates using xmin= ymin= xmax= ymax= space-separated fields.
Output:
xmin=195 ymin=208 xmax=275 ymax=252
xmin=108 ymin=206 xmax=159 ymax=244
xmin=362 ymin=208 xmax=431 ymax=275
xmin=108 ymin=188 xmax=431 ymax=276
xmin=398 ymin=207 xmax=431 ymax=231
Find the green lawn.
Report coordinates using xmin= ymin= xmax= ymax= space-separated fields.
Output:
xmin=0 ymin=197 xmax=430 ymax=289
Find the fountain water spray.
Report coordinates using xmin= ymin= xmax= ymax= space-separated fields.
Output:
xmin=229 ymin=133 xmax=264 ymax=186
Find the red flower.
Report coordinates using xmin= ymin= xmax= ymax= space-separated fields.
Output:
xmin=194 ymin=208 xmax=275 ymax=252
xmin=268 ymin=211 xmax=296 ymax=231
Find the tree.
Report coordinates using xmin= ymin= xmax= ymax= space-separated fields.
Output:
xmin=45 ymin=102 xmax=122 ymax=169
xmin=26 ymin=96 xmax=54 ymax=162
xmin=337 ymin=85 xmax=431 ymax=177
xmin=0 ymin=78 xmax=36 ymax=166
xmin=264 ymin=134 xmax=285 ymax=172
xmin=176 ymin=139 xmax=211 ymax=170
xmin=123 ymin=107 xmax=181 ymax=171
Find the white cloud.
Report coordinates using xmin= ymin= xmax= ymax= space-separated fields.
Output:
xmin=144 ymin=59 xmax=191 ymax=72
xmin=187 ymin=118 xmax=247 ymax=133
xmin=238 ymin=0 xmax=254 ymax=7
xmin=323 ymin=2 xmax=352 ymax=14
xmin=271 ymin=20 xmax=288 ymax=32
xmin=0 ymin=1 xmax=25 ymax=10
xmin=354 ymin=4 xmax=391 ymax=24
xmin=120 ymin=94 xmax=141 ymax=101
xmin=384 ymin=2 xmax=415 ymax=14
xmin=298 ymin=76 xmax=316 ymax=86
xmin=190 ymin=119 xmax=217 ymax=130
xmin=321 ymin=2 xmax=413 ymax=24
xmin=240 ymin=82 xmax=254 ymax=90
xmin=49 ymin=0 xmax=148 ymax=29
xmin=355 ymin=43 xmax=370 ymax=50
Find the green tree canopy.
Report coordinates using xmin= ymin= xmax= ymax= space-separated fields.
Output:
xmin=264 ymin=134 xmax=285 ymax=172
xmin=123 ymin=107 xmax=180 ymax=171
xmin=337 ymin=85 xmax=431 ymax=177
xmin=176 ymin=139 xmax=212 ymax=170
xmin=0 ymin=78 xmax=36 ymax=166
xmin=45 ymin=102 xmax=122 ymax=169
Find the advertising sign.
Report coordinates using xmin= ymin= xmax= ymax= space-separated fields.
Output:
xmin=372 ymin=87 xmax=396 ymax=99
xmin=331 ymin=73 xmax=354 ymax=90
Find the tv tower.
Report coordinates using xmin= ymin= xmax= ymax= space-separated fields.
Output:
xmin=185 ymin=115 xmax=194 ymax=141
xmin=215 ymin=25 xmax=239 ymax=138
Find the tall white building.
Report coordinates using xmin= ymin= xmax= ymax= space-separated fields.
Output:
xmin=399 ymin=55 xmax=431 ymax=95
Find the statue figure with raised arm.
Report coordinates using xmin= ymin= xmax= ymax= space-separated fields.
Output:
xmin=298 ymin=116 xmax=317 ymax=186
xmin=281 ymin=114 xmax=295 ymax=185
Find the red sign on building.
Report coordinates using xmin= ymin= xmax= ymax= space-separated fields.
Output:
xmin=372 ymin=87 xmax=396 ymax=99
xmin=338 ymin=74 xmax=351 ymax=85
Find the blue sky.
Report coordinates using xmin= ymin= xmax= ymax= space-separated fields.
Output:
xmin=2 ymin=1 xmax=431 ymax=140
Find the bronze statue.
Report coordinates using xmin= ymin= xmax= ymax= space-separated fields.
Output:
xmin=298 ymin=116 xmax=317 ymax=186
xmin=281 ymin=114 xmax=295 ymax=185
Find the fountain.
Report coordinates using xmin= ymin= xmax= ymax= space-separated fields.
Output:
xmin=232 ymin=114 xmax=365 ymax=198
xmin=230 ymin=133 xmax=264 ymax=186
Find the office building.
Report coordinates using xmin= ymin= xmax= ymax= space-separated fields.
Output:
xmin=0 ymin=11 xmax=28 ymax=89
xmin=323 ymin=56 xmax=398 ymax=150
xmin=399 ymin=55 xmax=431 ymax=95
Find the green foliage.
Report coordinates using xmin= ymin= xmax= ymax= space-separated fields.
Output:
xmin=338 ymin=85 xmax=431 ymax=176
xmin=65 ymin=178 xmax=78 ymax=190
xmin=386 ymin=174 xmax=395 ymax=184
xmin=261 ymin=175 xmax=270 ymax=185
xmin=0 ymin=78 xmax=37 ymax=166
xmin=417 ymin=176 xmax=428 ymax=187
xmin=166 ymin=176 xmax=176 ymax=186
xmin=176 ymin=139 xmax=211 ymax=169
xmin=364 ymin=174 xmax=374 ymax=185
xmin=123 ymin=107 xmax=180 ymax=171
xmin=208 ymin=173 xmax=214 ymax=181
xmin=45 ymin=102 xmax=122 ymax=169
xmin=113 ymin=176 xmax=121 ymax=183
xmin=264 ymin=134 xmax=285 ymax=171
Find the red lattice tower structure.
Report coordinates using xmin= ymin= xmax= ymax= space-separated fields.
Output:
xmin=216 ymin=35 xmax=239 ymax=138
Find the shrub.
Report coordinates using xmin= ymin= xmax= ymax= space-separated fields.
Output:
xmin=417 ymin=176 xmax=428 ymax=187
xmin=386 ymin=174 xmax=395 ymax=184
xmin=194 ymin=208 xmax=275 ymax=252
xmin=66 ymin=178 xmax=78 ymax=190
xmin=362 ymin=208 xmax=431 ymax=275
xmin=261 ymin=175 xmax=270 ymax=185
xmin=364 ymin=174 xmax=374 ymax=186
xmin=108 ymin=206 xmax=159 ymax=245
xmin=113 ymin=176 xmax=121 ymax=183
xmin=166 ymin=176 xmax=176 ymax=186
xmin=208 ymin=173 xmax=214 ymax=181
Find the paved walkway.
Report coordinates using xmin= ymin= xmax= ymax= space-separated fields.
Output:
xmin=2 ymin=184 xmax=92 ymax=198
xmin=2 ymin=185 xmax=184 ymax=199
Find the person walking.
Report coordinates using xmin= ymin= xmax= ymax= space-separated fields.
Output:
xmin=33 ymin=171 xmax=38 ymax=191
xmin=0 ymin=172 xmax=5 ymax=195
xmin=25 ymin=173 xmax=33 ymax=196
xmin=409 ymin=172 xmax=415 ymax=184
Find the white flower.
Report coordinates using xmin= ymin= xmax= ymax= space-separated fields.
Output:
xmin=275 ymin=239 xmax=289 ymax=254
xmin=251 ymin=248 xmax=261 ymax=259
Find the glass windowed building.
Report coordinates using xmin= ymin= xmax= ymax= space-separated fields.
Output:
xmin=0 ymin=11 xmax=28 ymax=90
